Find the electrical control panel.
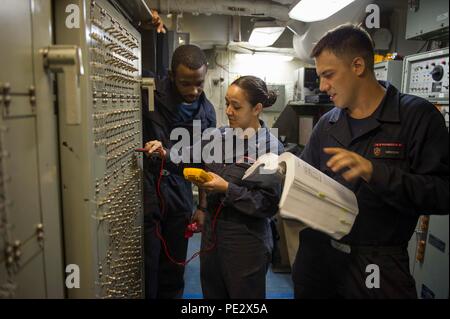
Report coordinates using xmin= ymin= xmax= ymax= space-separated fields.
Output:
xmin=402 ymin=48 xmax=449 ymax=103
xmin=402 ymin=48 xmax=449 ymax=127
xmin=54 ymin=0 xmax=143 ymax=298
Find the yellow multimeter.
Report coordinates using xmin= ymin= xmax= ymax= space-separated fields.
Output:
xmin=183 ymin=168 xmax=213 ymax=183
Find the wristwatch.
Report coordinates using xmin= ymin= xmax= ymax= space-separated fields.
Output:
xmin=197 ymin=204 xmax=207 ymax=212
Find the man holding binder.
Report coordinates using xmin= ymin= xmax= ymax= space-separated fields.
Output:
xmin=292 ymin=24 xmax=449 ymax=298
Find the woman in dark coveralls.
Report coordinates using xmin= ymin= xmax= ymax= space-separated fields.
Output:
xmin=145 ymin=75 xmax=284 ymax=298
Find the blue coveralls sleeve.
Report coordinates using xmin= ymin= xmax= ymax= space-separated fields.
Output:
xmin=223 ymin=181 xmax=281 ymax=219
xmin=368 ymin=103 xmax=449 ymax=215
xmin=222 ymin=140 xmax=284 ymax=219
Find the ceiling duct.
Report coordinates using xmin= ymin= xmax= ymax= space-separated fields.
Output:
xmin=143 ymin=0 xmax=290 ymax=22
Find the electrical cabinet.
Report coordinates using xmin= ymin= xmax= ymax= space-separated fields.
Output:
xmin=53 ymin=0 xmax=144 ymax=298
xmin=0 ymin=0 xmax=64 ymax=298
xmin=1 ymin=0 xmax=145 ymax=299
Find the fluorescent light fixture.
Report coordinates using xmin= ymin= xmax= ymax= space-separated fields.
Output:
xmin=249 ymin=23 xmax=285 ymax=47
xmin=289 ymin=0 xmax=356 ymax=22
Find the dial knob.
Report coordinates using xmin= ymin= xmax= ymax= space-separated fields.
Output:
xmin=431 ymin=65 xmax=444 ymax=81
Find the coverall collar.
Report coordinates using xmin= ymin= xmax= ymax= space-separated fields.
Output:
xmin=328 ymin=81 xmax=400 ymax=147
xmin=156 ymin=77 xmax=207 ymax=117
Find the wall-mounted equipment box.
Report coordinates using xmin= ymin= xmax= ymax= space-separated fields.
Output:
xmin=405 ymin=0 xmax=449 ymax=40
xmin=374 ymin=60 xmax=403 ymax=90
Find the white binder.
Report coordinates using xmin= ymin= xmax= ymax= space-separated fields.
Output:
xmin=243 ymin=152 xmax=359 ymax=240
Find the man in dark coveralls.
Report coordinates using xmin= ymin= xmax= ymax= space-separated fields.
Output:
xmin=293 ymin=24 xmax=449 ymax=298
xmin=142 ymin=44 xmax=216 ymax=298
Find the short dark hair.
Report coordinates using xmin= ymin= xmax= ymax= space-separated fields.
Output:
xmin=231 ymin=75 xmax=277 ymax=108
xmin=311 ymin=23 xmax=375 ymax=71
xmin=171 ymin=44 xmax=208 ymax=74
